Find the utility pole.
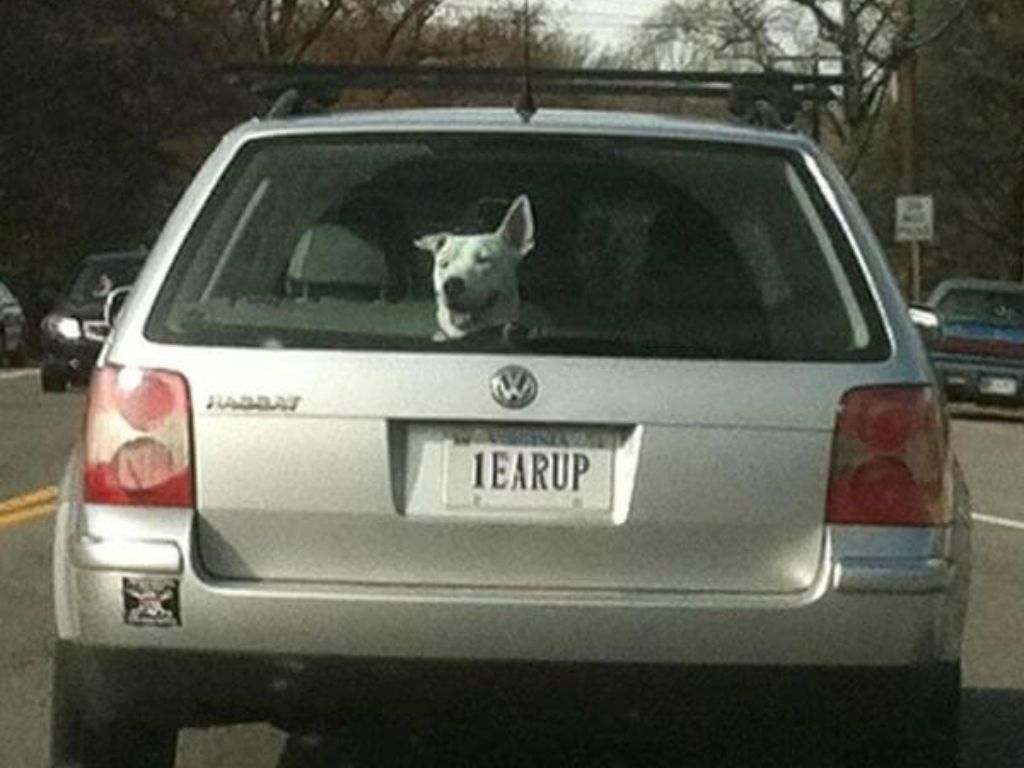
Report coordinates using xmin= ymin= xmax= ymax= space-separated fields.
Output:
xmin=1019 ymin=174 xmax=1024 ymax=282
xmin=515 ymin=0 xmax=536 ymax=122
xmin=811 ymin=56 xmax=822 ymax=143
xmin=839 ymin=0 xmax=865 ymax=128
xmin=897 ymin=0 xmax=921 ymax=300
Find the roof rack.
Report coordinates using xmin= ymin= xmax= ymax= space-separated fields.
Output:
xmin=224 ymin=63 xmax=844 ymax=135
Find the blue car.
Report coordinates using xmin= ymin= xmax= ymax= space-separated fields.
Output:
xmin=929 ymin=278 xmax=1024 ymax=405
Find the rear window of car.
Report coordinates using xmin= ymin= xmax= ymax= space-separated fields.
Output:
xmin=146 ymin=133 xmax=889 ymax=361
xmin=937 ymin=289 xmax=1024 ymax=328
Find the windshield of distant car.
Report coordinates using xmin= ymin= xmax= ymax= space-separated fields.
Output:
xmin=937 ymin=288 xmax=1024 ymax=328
xmin=147 ymin=134 xmax=888 ymax=361
xmin=68 ymin=257 xmax=143 ymax=304
xmin=0 ymin=280 xmax=16 ymax=305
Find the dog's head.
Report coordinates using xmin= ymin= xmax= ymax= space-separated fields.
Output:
xmin=415 ymin=195 xmax=535 ymax=339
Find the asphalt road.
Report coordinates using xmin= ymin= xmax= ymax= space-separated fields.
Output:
xmin=1 ymin=368 xmax=1022 ymax=767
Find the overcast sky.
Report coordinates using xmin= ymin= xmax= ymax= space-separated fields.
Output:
xmin=449 ymin=0 xmax=669 ymax=48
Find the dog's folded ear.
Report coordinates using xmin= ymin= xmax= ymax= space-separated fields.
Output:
xmin=497 ymin=195 xmax=536 ymax=259
xmin=414 ymin=233 xmax=449 ymax=255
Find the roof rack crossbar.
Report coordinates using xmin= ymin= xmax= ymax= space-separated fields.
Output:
xmin=225 ymin=63 xmax=844 ymax=103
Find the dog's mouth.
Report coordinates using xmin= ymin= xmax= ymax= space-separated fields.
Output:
xmin=446 ymin=292 xmax=501 ymax=329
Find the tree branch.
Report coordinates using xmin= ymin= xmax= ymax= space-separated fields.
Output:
xmin=291 ymin=0 xmax=347 ymax=62
xmin=901 ymin=0 xmax=973 ymax=52
xmin=788 ymin=0 xmax=842 ymax=38
xmin=381 ymin=0 xmax=443 ymax=60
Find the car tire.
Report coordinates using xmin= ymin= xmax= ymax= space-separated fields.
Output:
xmin=51 ymin=647 xmax=179 ymax=768
xmin=41 ymin=366 xmax=66 ymax=393
xmin=920 ymin=661 xmax=962 ymax=764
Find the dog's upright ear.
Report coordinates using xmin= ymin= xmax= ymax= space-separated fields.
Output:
xmin=414 ymin=233 xmax=449 ymax=256
xmin=497 ymin=195 xmax=535 ymax=259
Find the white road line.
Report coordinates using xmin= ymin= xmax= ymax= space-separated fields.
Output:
xmin=974 ymin=513 xmax=1024 ymax=532
xmin=0 ymin=369 xmax=37 ymax=381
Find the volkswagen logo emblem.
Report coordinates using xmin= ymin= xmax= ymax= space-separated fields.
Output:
xmin=491 ymin=366 xmax=538 ymax=410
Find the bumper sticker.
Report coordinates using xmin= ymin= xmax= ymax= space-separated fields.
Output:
xmin=122 ymin=577 xmax=181 ymax=627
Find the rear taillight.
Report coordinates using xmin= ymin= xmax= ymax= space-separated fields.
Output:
xmin=826 ymin=386 xmax=952 ymax=527
xmin=84 ymin=366 xmax=193 ymax=507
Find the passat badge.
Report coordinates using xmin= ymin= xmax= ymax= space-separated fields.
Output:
xmin=207 ymin=394 xmax=301 ymax=413
xmin=491 ymin=366 xmax=538 ymax=410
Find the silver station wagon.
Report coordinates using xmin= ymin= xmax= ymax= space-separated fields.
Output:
xmin=52 ymin=109 xmax=971 ymax=767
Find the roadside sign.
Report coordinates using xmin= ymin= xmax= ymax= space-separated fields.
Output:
xmin=895 ymin=195 xmax=934 ymax=243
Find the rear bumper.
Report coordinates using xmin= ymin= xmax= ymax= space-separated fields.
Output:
xmin=54 ymin=501 xmax=971 ymax=726
xmin=931 ymin=355 xmax=1024 ymax=405
xmin=58 ymin=511 xmax=969 ymax=663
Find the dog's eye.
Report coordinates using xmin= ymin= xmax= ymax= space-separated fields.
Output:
xmin=439 ymin=260 xmax=451 ymax=270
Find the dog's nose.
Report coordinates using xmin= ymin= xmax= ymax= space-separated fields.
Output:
xmin=443 ymin=278 xmax=466 ymax=301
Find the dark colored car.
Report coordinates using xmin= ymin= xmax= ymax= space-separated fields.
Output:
xmin=40 ymin=249 xmax=146 ymax=391
xmin=928 ymin=278 xmax=1024 ymax=405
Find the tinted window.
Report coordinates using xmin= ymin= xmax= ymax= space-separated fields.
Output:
xmin=938 ymin=289 xmax=1024 ymax=328
xmin=69 ymin=257 xmax=143 ymax=304
xmin=147 ymin=135 xmax=888 ymax=361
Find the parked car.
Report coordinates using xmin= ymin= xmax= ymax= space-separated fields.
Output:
xmin=928 ymin=278 xmax=1024 ymax=406
xmin=51 ymin=109 xmax=970 ymax=767
xmin=39 ymin=249 xmax=146 ymax=392
xmin=0 ymin=278 xmax=27 ymax=366
xmin=0 ymin=274 xmax=60 ymax=358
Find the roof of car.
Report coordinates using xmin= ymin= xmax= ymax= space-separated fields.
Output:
xmin=929 ymin=278 xmax=1024 ymax=304
xmin=236 ymin=107 xmax=816 ymax=153
xmin=83 ymin=249 xmax=148 ymax=264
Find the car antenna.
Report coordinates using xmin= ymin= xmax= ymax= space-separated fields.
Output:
xmin=514 ymin=0 xmax=537 ymax=124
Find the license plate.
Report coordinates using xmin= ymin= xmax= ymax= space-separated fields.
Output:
xmin=444 ymin=427 xmax=616 ymax=513
xmin=979 ymin=377 xmax=1018 ymax=397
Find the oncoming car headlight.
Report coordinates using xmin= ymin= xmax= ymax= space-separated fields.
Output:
xmin=43 ymin=314 xmax=83 ymax=341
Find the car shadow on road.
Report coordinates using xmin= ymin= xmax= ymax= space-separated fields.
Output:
xmin=960 ymin=687 xmax=1024 ymax=768
xmin=274 ymin=687 xmax=1024 ymax=768
xmin=950 ymin=406 xmax=1024 ymax=425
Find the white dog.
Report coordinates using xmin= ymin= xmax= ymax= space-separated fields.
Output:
xmin=415 ymin=195 xmax=535 ymax=340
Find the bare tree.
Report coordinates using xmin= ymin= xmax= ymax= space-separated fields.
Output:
xmin=635 ymin=0 xmax=971 ymax=145
xmin=633 ymin=0 xmax=813 ymax=71
xmin=921 ymin=0 xmax=1024 ymax=280
xmin=142 ymin=0 xmax=447 ymax=63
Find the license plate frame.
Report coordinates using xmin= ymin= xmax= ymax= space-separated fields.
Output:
xmin=979 ymin=376 xmax=1019 ymax=397
xmin=443 ymin=426 xmax=616 ymax=514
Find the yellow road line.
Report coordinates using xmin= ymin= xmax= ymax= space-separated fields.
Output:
xmin=0 ymin=502 xmax=56 ymax=530
xmin=0 ymin=486 xmax=58 ymax=517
